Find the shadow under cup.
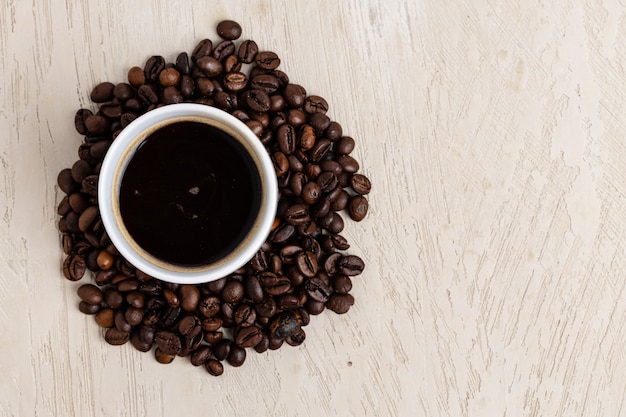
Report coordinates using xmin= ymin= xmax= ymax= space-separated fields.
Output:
xmin=98 ymin=104 xmax=278 ymax=284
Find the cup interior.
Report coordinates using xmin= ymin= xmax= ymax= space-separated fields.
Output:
xmin=98 ymin=104 xmax=278 ymax=284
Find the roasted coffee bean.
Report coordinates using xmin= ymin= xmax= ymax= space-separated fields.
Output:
xmin=336 ymin=136 xmax=355 ymax=155
xmin=198 ymin=295 xmax=220 ymax=318
xmin=295 ymin=251 xmax=318 ymax=277
xmin=259 ymin=272 xmax=291 ymax=296
xmin=77 ymin=284 xmax=103 ymax=305
xmin=338 ymin=255 xmax=365 ymax=276
xmin=350 ymin=173 xmax=371 ymax=195
xmin=325 ymin=121 xmax=343 ymax=141
xmin=309 ymin=139 xmax=332 ymax=162
xmin=125 ymin=307 xmax=143 ymax=327
xmin=284 ymin=204 xmax=310 ymax=225
xmin=90 ymin=82 xmax=115 ymax=103
xmin=234 ymin=325 xmax=263 ymax=348
xmin=221 ymin=280 xmax=244 ymax=303
xmin=201 ymin=317 xmax=223 ymax=332
xmin=348 ymin=195 xmax=369 ymax=221
xmin=303 ymin=95 xmax=329 ymax=114
xmin=89 ymin=140 xmax=111 ymax=161
xmin=268 ymin=336 xmax=284 ymax=350
xmin=206 ymin=277 xmax=227 ymax=294
xmin=243 ymin=275 xmax=264 ymax=303
xmin=255 ymin=51 xmax=280 ymax=69
xmin=159 ymin=67 xmax=180 ymax=88
xmin=100 ymin=102 xmax=123 ymax=119
xmin=212 ymin=339 xmax=232 ymax=361
xmin=61 ymin=234 xmax=73 ymax=254
xmin=130 ymin=331 xmax=152 ymax=352
xmin=234 ymin=304 xmax=257 ymax=327
xmin=127 ymin=66 xmax=145 ymax=87
xmin=190 ymin=345 xmax=212 ymax=366
xmin=225 ymin=345 xmax=246 ymax=367
xmin=114 ymin=309 xmax=132 ymax=332
xmin=250 ymin=251 xmax=268 ymax=272
xmin=309 ymin=112 xmax=331 ymax=134
xmin=330 ymin=190 xmax=349 ymax=212
xmin=78 ymin=205 xmax=98 ymax=232
xmin=71 ymin=160 xmax=92 ymax=184
xmin=317 ymin=172 xmax=338 ymax=192
xmin=96 ymin=250 xmax=114 ymax=270
xmin=205 ymin=359 xmax=224 ymax=376
xmin=103 ymin=288 xmax=123 ymax=309
xmin=271 ymin=223 xmax=295 ymax=244
xmin=323 ymin=252 xmax=342 ymax=274
xmin=95 ymin=307 xmax=115 ymax=328
xmin=326 ymin=293 xmax=355 ymax=314
xmin=57 ymin=168 xmax=78 ymax=194
xmin=125 ymin=291 xmax=145 ymax=309
xmin=283 ymin=84 xmax=306 ymax=108
xmin=57 ymin=195 xmax=72 ymax=216
xmin=144 ymin=55 xmax=165 ymax=82
xmin=191 ymin=39 xmax=213 ymax=62
xmin=67 ymin=193 xmax=89 ymax=214
xmin=304 ymin=277 xmax=331 ymax=302
xmin=212 ymin=40 xmax=235 ymax=60
xmin=105 ymin=328 xmax=129 ymax=345
xmin=238 ymin=39 xmax=258 ymax=63
xmin=337 ymin=155 xmax=359 ymax=173
xmin=179 ymin=285 xmax=201 ymax=312
xmin=332 ymin=275 xmax=352 ymax=294
xmin=272 ymin=151 xmax=289 ymax=177
xmin=79 ymin=301 xmax=100 ymax=315
xmin=285 ymin=328 xmax=306 ymax=346
xmin=251 ymin=74 xmax=280 ymax=94
xmin=155 ymin=348 xmax=176 ymax=364
xmin=217 ymin=20 xmax=242 ymax=40
xmin=74 ymin=109 xmax=93 ymax=135
xmin=137 ymin=84 xmax=158 ymax=105
xmin=306 ymin=299 xmax=325 ymax=315
xmin=244 ymin=89 xmax=270 ymax=112
xmin=203 ymin=331 xmax=223 ymax=344
xmin=269 ymin=311 xmax=300 ymax=339
xmin=301 ymin=236 xmax=322 ymax=259
xmin=276 ymin=124 xmax=297 ymax=154
xmin=155 ymin=331 xmax=182 ymax=355
xmin=63 ymin=253 xmax=86 ymax=281
xmin=224 ymin=71 xmax=247 ymax=91
xmin=255 ymin=296 xmax=278 ymax=318
xmin=117 ymin=278 xmax=139 ymax=292
xmin=224 ymin=54 xmax=242 ymax=73
xmin=289 ymin=172 xmax=306 ymax=196
xmin=195 ymin=56 xmax=223 ymax=78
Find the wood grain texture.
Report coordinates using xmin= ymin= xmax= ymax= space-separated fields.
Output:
xmin=1 ymin=0 xmax=626 ymax=416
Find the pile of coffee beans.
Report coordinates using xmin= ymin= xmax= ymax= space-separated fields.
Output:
xmin=57 ymin=20 xmax=371 ymax=375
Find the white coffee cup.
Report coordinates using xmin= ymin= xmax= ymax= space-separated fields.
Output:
xmin=98 ymin=103 xmax=278 ymax=284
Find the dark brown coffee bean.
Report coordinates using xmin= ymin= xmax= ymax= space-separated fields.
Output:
xmin=244 ymin=89 xmax=270 ymax=112
xmin=58 ymin=169 xmax=77 ymax=194
xmin=71 ymin=160 xmax=92 ymax=184
xmin=57 ymin=195 xmax=71 ymax=216
xmin=63 ymin=254 xmax=86 ymax=281
xmin=100 ymin=102 xmax=122 ymax=119
xmin=117 ymin=278 xmax=139 ymax=292
xmin=136 ymin=84 xmax=157 ymax=105
xmin=348 ymin=195 xmax=369 ymax=221
xmin=304 ymin=276 xmax=331 ymax=302
xmin=338 ymin=255 xmax=365 ymax=276
xmin=158 ymin=67 xmax=180 ymax=88
xmin=259 ymin=272 xmax=292 ymax=295
xmin=61 ymin=233 xmax=73 ymax=254
xmin=255 ymin=296 xmax=278 ymax=318
xmin=269 ymin=311 xmax=300 ymax=339
xmin=234 ymin=304 xmax=257 ymax=327
xmin=205 ymin=359 xmax=224 ymax=376
xmin=298 ymin=124 xmax=316 ymax=151
xmin=216 ymin=20 xmax=242 ymax=40
xmin=155 ymin=331 xmax=182 ymax=355
xmin=206 ymin=277 xmax=227 ymax=294
xmin=144 ymin=55 xmax=165 ymax=82
xmin=284 ymin=204 xmax=310 ymax=225
xmin=78 ymin=301 xmax=100 ymax=314
xmin=89 ymin=139 xmax=111 ymax=161
xmin=125 ymin=307 xmax=143 ymax=327
xmin=234 ymin=325 xmax=263 ymax=348
xmin=103 ymin=288 xmax=123 ymax=309
xmin=77 ymin=205 xmax=98 ymax=232
xmin=125 ymin=291 xmax=145 ymax=309
xmin=303 ymin=95 xmax=329 ymax=114
xmin=271 ymin=223 xmax=295 ymax=244
xmin=250 ymin=251 xmax=268 ymax=272
xmin=287 ymin=108 xmax=306 ymax=127
xmin=114 ymin=309 xmax=131 ymax=332
xmin=197 ymin=295 xmax=220 ymax=318
xmin=225 ymin=344 xmax=246 ymax=367
xmin=179 ymin=285 xmax=201 ymax=312
xmin=212 ymin=40 xmax=235 ymax=60
xmin=77 ymin=284 xmax=103 ymax=305
xmin=351 ymin=174 xmax=371 ymax=195
xmin=332 ymin=275 xmax=353 ymax=294
xmin=309 ymin=112 xmax=331 ymax=134
xmin=337 ymin=155 xmax=359 ymax=173
xmin=238 ymin=39 xmax=258 ymax=63
xmin=90 ymin=82 xmax=115 ymax=103
xmin=221 ymin=280 xmax=244 ymax=303
xmin=326 ymin=293 xmax=355 ymax=314
xmin=190 ymin=345 xmax=212 ymax=366
xmin=317 ymin=172 xmax=338 ymax=193
xmin=211 ymin=339 xmax=231 ymax=361
xmin=255 ymin=51 xmax=280 ymax=69
xmin=191 ymin=39 xmax=213 ymax=62
xmin=306 ymin=299 xmax=325 ymax=315
xmin=295 ymin=251 xmax=318 ymax=278
xmin=283 ymin=84 xmax=306 ymax=108
xmin=213 ymin=91 xmax=237 ymax=110
xmin=325 ymin=121 xmax=343 ymax=141
xmin=223 ymin=54 xmax=241 ymax=73
xmin=309 ymin=139 xmax=332 ymax=162
xmin=251 ymin=74 xmax=279 ymax=94
xmin=301 ymin=237 xmax=322 ymax=259
xmin=105 ymin=328 xmax=129 ymax=345
xmin=201 ymin=317 xmax=223 ymax=332
xmin=272 ymin=151 xmax=289 ymax=177
xmin=336 ymin=136 xmax=356 ymax=155
xmin=196 ymin=56 xmax=223 ymax=77
xmin=84 ymin=114 xmax=110 ymax=136
xmin=74 ymin=109 xmax=93 ymax=134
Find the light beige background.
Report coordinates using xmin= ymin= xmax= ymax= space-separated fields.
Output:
xmin=1 ymin=0 xmax=625 ymax=416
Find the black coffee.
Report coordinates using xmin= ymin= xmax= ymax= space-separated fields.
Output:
xmin=119 ymin=121 xmax=261 ymax=266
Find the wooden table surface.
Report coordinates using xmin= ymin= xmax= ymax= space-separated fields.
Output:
xmin=2 ymin=1 xmax=626 ymax=416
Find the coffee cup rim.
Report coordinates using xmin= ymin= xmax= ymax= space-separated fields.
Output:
xmin=98 ymin=103 xmax=278 ymax=284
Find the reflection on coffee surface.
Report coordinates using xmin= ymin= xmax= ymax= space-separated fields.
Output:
xmin=119 ymin=121 xmax=262 ymax=266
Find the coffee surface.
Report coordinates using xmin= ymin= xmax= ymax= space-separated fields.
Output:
xmin=119 ymin=121 xmax=261 ymax=266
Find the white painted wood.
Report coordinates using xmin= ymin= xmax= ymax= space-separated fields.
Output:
xmin=1 ymin=0 xmax=625 ymax=415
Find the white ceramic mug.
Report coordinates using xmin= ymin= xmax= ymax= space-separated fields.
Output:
xmin=98 ymin=103 xmax=278 ymax=284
